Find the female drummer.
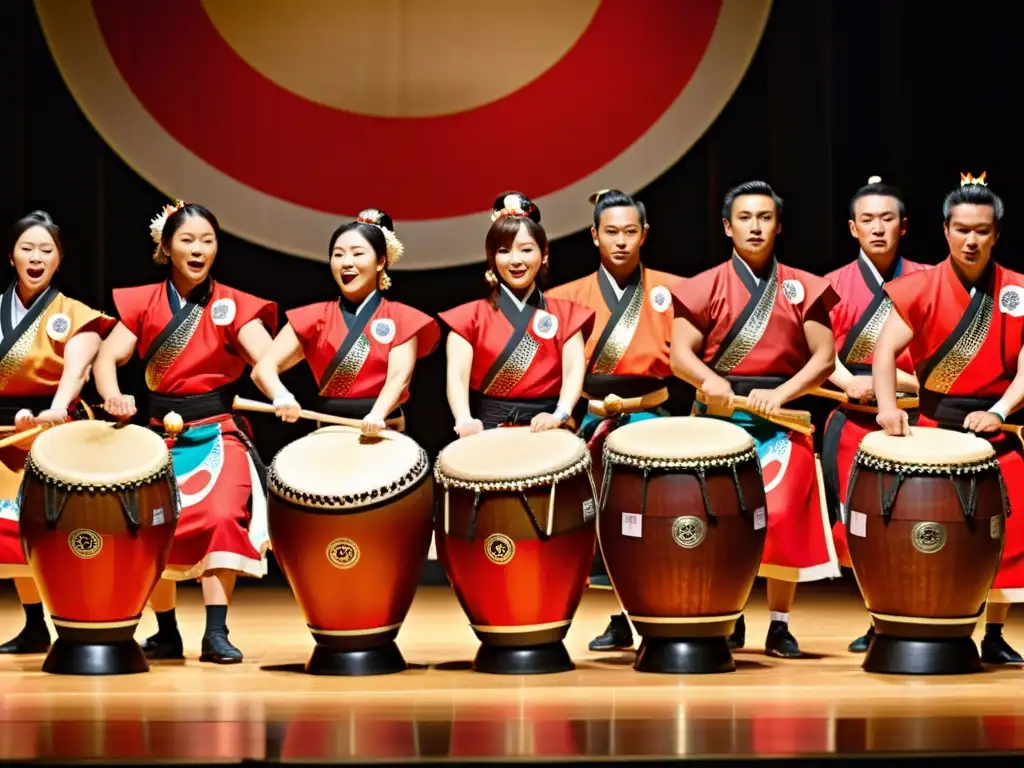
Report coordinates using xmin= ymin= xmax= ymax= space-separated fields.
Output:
xmin=0 ymin=211 xmax=115 ymax=655
xmin=93 ymin=201 xmax=278 ymax=664
xmin=251 ymin=209 xmax=439 ymax=432
xmin=440 ymin=193 xmax=593 ymax=435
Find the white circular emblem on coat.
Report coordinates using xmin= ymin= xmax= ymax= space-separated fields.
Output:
xmin=782 ymin=279 xmax=805 ymax=305
xmin=999 ymin=286 xmax=1024 ymax=317
xmin=46 ymin=313 xmax=72 ymax=342
xmin=370 ymin=318 xmax=396 ymax=343
xmin=649 ymin=285 xmax=672 ymax=313
xmin=210 ymin=298 xmax=236 ymax=326
xmin=532 ymin=310 xmax=559 ymax=340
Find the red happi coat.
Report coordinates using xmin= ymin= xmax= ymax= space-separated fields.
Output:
xmin=672 ymin=255 xmax=841 ymax=582
xmin=885 ymin=257 xmax=1024 ymax=600
xmin=286 ymin=292 xmax=439 ymax=414
xmin=822 ymin=254 xmax=931 ymax=565
xmin=439 ymin=289 xmax=594 ymax=426
xmin=113 ymin=278 xmax=278 ymax=579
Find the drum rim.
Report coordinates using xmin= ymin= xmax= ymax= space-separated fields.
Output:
xmin=268 ymin=444 xmax=431 ymax=510
xmin=22 ymin=452 xmax=174 ymax=492
xmin=433 ymin=450 xmax=591 ymax=491
xmin=602 ymin=443 xmax=759 ymax=470
xmin=852 ymin=449 xmax=1001 ymax=475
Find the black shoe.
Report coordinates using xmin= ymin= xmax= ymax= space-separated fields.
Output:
xmin=848 ymin=625 xmax=875 ymax=653
xmin=0 ymin=625 xmax=51 ymax=654
xmin=141 ymin=631 xmax=184 ymax=660
xmin=981 ymin=633 xmax=1024 ymax=665
xmin=765 ymin=620 xmax=801 ymax=658
xmin=200 ymin=629 xmax=243 ymax=664
xmin=727 ymin=615 xmax=746 ymax=650
xmin=588 ymin=613 xmax=633 ymax=651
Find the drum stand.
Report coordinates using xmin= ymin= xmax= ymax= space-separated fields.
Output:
xmin=473 ymin=641 xmax=575 ymax=675
xmin=42 ymin=622 xmax=149 ymax=676
xmin=861 ymin=632 xmax=982 ymax=676
xmin=305 ymin=629 xmax=408 ymax=676
xmin=634 ymin=636 xmax=736 ymax=675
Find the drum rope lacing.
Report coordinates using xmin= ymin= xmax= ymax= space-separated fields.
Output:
xmin=22 ymin=453 xmax=175 ymax=493
xmin=433 ymin=451 xmax=591 ymax=492
xmin=847 ymin=450 xmax=1008 ymax=521
xmin=269 ymin=446 xmax=430 ymax=509
xmin=601 ymin=444 xmax=759 ymax=471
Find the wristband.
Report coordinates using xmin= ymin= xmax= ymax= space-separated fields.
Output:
xmin=273 ymin=391 xmax=299 ymax=408
xmin=988 ymin=404 xmax=1008 ymax=423
xmin=553 ymin=406 xmax=571 ymax=423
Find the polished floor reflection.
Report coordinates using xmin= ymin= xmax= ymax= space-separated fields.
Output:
xmin=2 ymin=581 xmax=1024 ymax=761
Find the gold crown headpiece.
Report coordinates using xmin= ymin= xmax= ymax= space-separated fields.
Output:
xmin=961 ymin=171 xmax=987 ymax=187
xmin=149 ymin=200 xmax=187 ymax=264
xmin=588 ymin=189 xmax=612 ymax=205
xmin=355 ymin=208 xmax=404 ymax=290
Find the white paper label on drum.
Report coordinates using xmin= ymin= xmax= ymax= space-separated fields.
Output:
xmin=850 ymin=510 xmax=867 ymax=538
xmin=753 ymin=507 xmax=766 ymax=530
xmin=582 ymin=498 xmax=596 ymax=521
xmin=622 ymin=512 xmax=642 ymax=538
xmin=152 ymin=507 xmax=165 ymax=526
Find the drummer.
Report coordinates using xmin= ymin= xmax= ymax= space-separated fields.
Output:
xmin=670 ymin=181 xmax=841 ymax=658
xmin=546 ymin=189 xmax=681 ymax=653
xmin=873 ymin=172 xmax=1024 ymax=665
xmin=821 ymin=177 xmax=931 ymax=653
xmin=440 ymin=192 xmax=594 ymax=435
xmin=0 ymin=211 xmax=115 ymax=655
xmin=251 ymin=209 xmax=439 ymax=432
xmin=93 ymin=201 xmax=278 ymax=665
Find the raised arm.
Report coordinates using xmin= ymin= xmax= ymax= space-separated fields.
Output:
xmin=95 ymin=322 xmax=139 ymax=420
xmin=33 ymin=331 xmax=102 ymax=426
xmin=250 ymin=323 xmax=305 ymax=423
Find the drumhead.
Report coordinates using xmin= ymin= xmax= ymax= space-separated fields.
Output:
xmin=604 ymin=416 xmax=756 ymax=467
xmin=29 ymin=420 xmax=170 ymax=487
xmin=435 ymin=427 xmax=589 ymax=489
xmin=269 ymin=426 xmax=429 ymax=510
xmin=858 ymin=427 xmax=996 ymax=467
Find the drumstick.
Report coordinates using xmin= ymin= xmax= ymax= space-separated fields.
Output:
xmin=232 ymin=396 xmax=398 ymax=435
xmin=804 ymin=385 xmax=920 ymax=410
xmin=696 ymin=392 xmax=813 ymax=436
xmin=0 ymin=425 xmax=46 ymax=450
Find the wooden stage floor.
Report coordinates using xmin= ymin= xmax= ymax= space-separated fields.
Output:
xmin=2 ymin=578 xmax=1024 ymax=763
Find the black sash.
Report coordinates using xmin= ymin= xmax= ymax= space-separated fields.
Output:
xmin=141 ymin=278 xmax=212 ymax=368
xmin=919 ymin=391 xmax=1023 ymax=429
xmin=0 ymin=282 xmax=59 ymax=362
xmin=479 ymin=288 xmax=546 ymax=393
xmin=708 ymin=256 xmax=776 ymax=371
xmin=147 ymin=389 xmax=233 ymax=422
xmin=475 ymin=394 xmax=558 ymax=430
xmin=586 ymin=267 xmax=641 ymax=375
xmin=918 ymin=281 xmax=989 ymax=388
xmin=318 ymin=292 xmax=382 ymax=391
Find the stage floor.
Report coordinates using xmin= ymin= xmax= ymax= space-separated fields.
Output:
xmin=2 ymin=579 xmax=1024 ymax=762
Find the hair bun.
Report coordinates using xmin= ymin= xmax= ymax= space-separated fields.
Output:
xmin=356 ymin=207 xmax=395 ymax=233
xmin=491 ymin=191 xmax=540 ymax=223
xmin=867 ymin=175 xmax=882 ymax=184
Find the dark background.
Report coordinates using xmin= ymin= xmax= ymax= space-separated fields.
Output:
xmin=0 ymin=1 xmax=1017 ymax=587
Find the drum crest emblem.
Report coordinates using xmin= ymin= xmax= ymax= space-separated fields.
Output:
xmin=484 ymin=533 xmax=515 ymax=565
xmin=911 ymin=522 xmax=946 ymax=554
xmin=326 ymin=537 xmax=360 ymax=569
xmin=68 ymin=528 xmax=103 ymax=559
xmin=672 ymin=516 xmax=706 ymax=549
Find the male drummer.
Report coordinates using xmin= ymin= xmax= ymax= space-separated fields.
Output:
xmin=670 ymin=180 xmax=840 ymax=658
xmin=546 ymin=189 xmax=682 ymax=652
xmin=820 ymin=176 xmax=931 ymax=653
xmin=874 ymin=172 xmax=1024 ymax=665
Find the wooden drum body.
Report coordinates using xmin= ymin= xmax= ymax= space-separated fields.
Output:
xmin=846 ymin=427 xmax=1007 ymax=675
xmin=267 ymin=426 xmax=433 ymax=676
xmin=19 ymin=421 xmax=179 ymax=676
xmin=599 ymin=417 xmax=767 ymax=674
xmin=434 ymin=427 xmax=597 ymax=674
